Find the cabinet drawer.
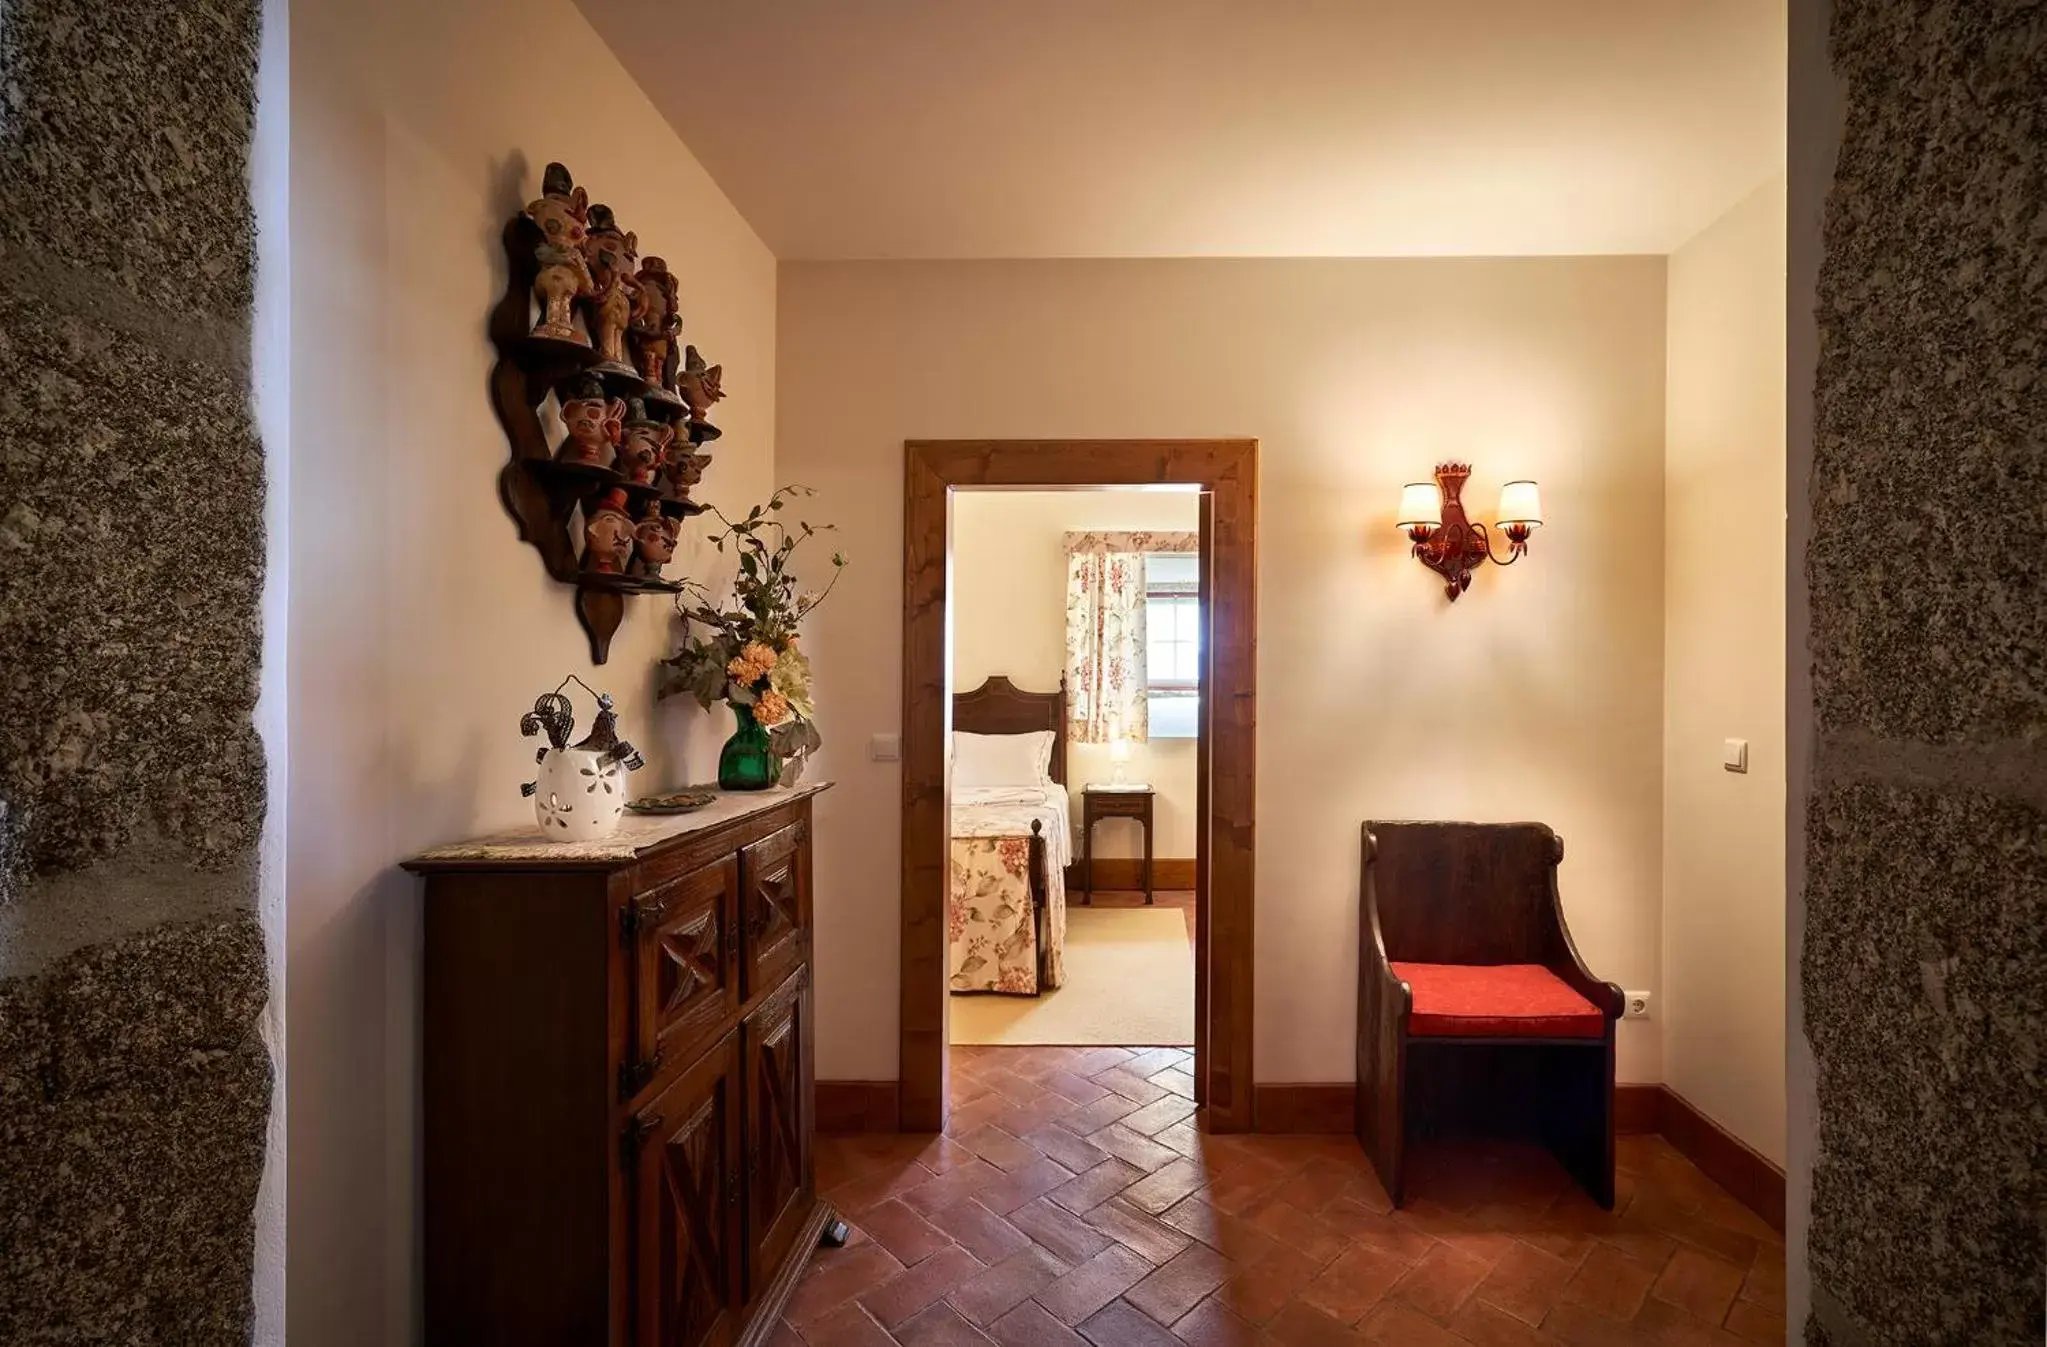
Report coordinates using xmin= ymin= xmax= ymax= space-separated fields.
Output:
xmin=1089 ymin=795 xmax=1151 ymax=820
xmin=625 ymin=857 xmax=740 ymax=1100
xmin=738 ymin=821 xmax=809 ymax=999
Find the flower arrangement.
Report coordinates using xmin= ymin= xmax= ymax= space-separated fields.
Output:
xmin=659 ymin=485 xmax=845 ymax=786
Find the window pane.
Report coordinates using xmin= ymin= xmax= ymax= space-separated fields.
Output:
xmin=1147 ymin=554 xmax=1199 ymax=588
xmin=1146 ymin=593 xmax=1202 ymax=688
xmin=1148 ymin=691 xmax=1199 ymax=738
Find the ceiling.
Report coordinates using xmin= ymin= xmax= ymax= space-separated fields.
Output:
xmin=576 ymin=0 xmax=1784 ymax=260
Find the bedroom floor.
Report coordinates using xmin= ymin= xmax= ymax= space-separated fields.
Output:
xmin=951 ymin=890 xmax=1199 ymax=1048
xmin=777 ymin=1045 xmax=1786 ymax=1346
xmin=1078 ymin=887 xmax=1197 ymax=947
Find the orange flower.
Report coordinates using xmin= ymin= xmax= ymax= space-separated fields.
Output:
xmin=726 ymin=640 xmax=779 ymax=684
xmin=753 ymin=689 xmax=793 ymax=727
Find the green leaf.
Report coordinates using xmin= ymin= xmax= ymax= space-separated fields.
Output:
xmin=770 ymin=718 xmax=821 ymax=759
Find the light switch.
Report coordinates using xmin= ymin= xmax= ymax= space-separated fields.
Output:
xmin=870 ymin=733 xmax=902 ymax=762
xmin=1722 ymin=738 xmax=1749 ymax=773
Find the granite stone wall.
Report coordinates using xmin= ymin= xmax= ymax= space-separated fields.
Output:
xmin=1803 ymin=1 xmax=2045 ymax=1343
xmin=0 ymin=0 xmax=271 ymax=1340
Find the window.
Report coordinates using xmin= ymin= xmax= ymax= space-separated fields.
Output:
xmin=1145 ymin=554 xmax=1200 ymax=738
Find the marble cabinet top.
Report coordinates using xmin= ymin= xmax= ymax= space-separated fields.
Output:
xmin=406 ymin=781 xmax=832 ymax=867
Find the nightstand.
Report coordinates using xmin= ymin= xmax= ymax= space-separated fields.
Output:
xmin=1080 ymin=783 xmax=1156 ymax=905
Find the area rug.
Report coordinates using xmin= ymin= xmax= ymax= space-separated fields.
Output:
xmin=950 ymin=906 xmax=1195 ymax=1046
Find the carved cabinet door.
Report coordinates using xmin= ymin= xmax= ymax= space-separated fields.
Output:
xmin=630 ymin=1031 xmax=744 ymax=1347
xmin=742 ymin=971 xmax=812 ymax=1295
xmin=737 ymin=821 xmax=809 ymax=998
xmin=628 ymin=857 xmax=741 ymax=1099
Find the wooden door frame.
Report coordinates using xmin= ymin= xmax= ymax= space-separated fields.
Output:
xmin=901 ymin=439 xmax=1258 ymax=1133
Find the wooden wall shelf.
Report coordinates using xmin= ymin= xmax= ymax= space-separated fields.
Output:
xmin=487 ymin=161 xmax=728 ymax=664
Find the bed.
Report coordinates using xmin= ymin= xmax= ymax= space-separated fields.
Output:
xmin=949 ymin=676 xmax=1072 ymax=995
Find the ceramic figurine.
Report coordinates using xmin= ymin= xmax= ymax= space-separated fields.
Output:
xmin=629 ymin=256 xmax=682 ymax=392
xmin=519 ymin=681 xmax=645 ymax=841
xmin=676 ymin=345 xmax=724 ymax=422
xmin=582 ymin=204 xmax=640 ymax=374
xmin=662 ymin=446 xmax=712 ymax=500
xmin=557 ymin=375 xmax=625 ymax=467
xmin=631 ymin=499 xmax=680 ymax=577
xmin=617 ymin=399 xmax=673 ymax=488
xmin=524 ymin=163 xmax=593 ymax=344
xmin=583 ymin=488 xmax=636 ymax=573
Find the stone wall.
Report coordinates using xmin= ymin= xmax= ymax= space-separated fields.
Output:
xmin=1803 ymin=1 xmax=2044 ymax=1343
xmin=0 ymin=0 xmax=271 ymax=1340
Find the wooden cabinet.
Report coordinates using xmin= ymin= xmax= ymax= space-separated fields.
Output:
xmin=631 ymin=1031 xmax=743 ymax=1347
xmin=742 ymin=972 xmax=812 ymax=1292
xmin=630 ymin=856 xmax=741 ymax=1097
xmin=739 ymin=820 xmax=808 ymax=997
xmin=409 ymin=786 xmax=831 ymax=1347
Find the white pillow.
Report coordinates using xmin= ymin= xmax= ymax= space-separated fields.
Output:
xmin=953 ymin=730 xmax=1055 ymax=787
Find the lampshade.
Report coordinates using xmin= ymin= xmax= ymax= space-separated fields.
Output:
xmin=1497 ymin=479 xmax=1543 ymax=527
xmin=1109 ymin=737 xmax=1131 ymax=763
xmin=1397 ymin=481 xmax=1443 ymax=528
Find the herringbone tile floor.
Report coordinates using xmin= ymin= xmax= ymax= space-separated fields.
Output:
xmin=776 ymin=1045 xmax=1786 ymax=1346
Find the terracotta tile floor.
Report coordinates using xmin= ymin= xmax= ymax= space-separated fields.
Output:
xmin=781 ymin=1045 xmax=1786 ymax=1346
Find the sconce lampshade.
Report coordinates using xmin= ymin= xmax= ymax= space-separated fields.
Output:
xmin=1497 ymin=480 xmax=1543 ymax=527
xmin=1397 ymin=481 xmax=1443 ymax=528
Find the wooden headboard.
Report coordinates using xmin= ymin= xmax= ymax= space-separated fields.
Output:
xmin=952 ymin=675 xmax=1068 ymax=785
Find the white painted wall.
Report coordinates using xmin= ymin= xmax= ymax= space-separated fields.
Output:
xmin=1662 ymin=174 xmax=1789 ymax=1166
xmin=778 ymin=258 xmax=1669 ymax=1086
xmin=952 ymin=490 xmax=1201 ymax=860
xmin=286 ymin=0 xmax=776 ymax=1338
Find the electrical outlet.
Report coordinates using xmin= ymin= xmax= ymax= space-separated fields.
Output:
xmin=1623 ymin=990 xmax=1652 ymax=1020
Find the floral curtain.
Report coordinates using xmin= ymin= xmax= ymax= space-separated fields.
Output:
xmin=1063 ymin=531 xmax=1199 ymax=745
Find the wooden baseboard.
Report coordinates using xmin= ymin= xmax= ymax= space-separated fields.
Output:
xmin=1062 ymin=857 xmax=1196 ymax=892
xmin=1252 ymin=1084 xmax=1355 ymax=1133
xmin=1615 ymin=1082 xmax=1663 ymax=1134
xmin=817 ymin=1080 xmax=898 ymax=1133
xmin=1654 ymin=1086 xmax=1786 ymax=1233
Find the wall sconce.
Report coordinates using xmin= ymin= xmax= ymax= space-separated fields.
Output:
xmin=1396 ymin=462 xmax=1542 ymax=601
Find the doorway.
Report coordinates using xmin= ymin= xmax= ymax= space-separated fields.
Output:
xmin=899 ymin=440 xmax=1258 ymax=1132
xmin=945 ymin=489 xmax=1199 ymax=1050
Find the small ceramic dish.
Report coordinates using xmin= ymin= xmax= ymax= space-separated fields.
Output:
xmin=626 ymin=789 xmax=718 ymax=815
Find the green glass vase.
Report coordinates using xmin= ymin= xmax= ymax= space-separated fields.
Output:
xmin=718 ymin=702 xmax=781 ymax=791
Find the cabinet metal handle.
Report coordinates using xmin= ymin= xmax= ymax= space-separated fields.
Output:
xmin=621 ymin=1111 xmax=662 ymax=1162
xmin=619 ymin=1049 xmax=663 ymax=1100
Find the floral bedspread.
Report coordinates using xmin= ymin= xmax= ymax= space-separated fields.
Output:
xmin=948 ymin=792 xmax=1070 ymax=994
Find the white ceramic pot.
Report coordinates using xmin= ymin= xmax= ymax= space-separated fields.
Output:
xmin=532 ymin=745 xmax=627 ymax=841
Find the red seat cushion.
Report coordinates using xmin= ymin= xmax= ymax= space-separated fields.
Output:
xmin=1390 ymin=962 xmax=1605 ymax=1039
